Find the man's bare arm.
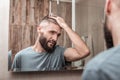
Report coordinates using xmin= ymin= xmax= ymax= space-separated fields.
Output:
xmin=49 ymin=15 xmax=90 ymax=61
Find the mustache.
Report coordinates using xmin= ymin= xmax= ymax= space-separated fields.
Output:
xmin=48 ymin=40 xmax=56 ymax=45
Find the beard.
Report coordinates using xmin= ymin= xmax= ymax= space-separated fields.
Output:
xmin=103 ymin=16 xmax=113 ymax=49
xmin=39 ymin=34 xmax=56 ymax=53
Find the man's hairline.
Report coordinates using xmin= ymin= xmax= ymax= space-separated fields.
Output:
xmin=39 ymin=20 xmax=61 ymax=29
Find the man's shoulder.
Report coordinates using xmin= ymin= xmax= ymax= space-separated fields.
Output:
xmin=15 ymin=47 xmax=32 ymax=57
xmin=54 ymin=45 xmax=66 ymax=53
xmin=50 ymin=45 xmax=66 ymax=57
xmin=55 ymin=45 xmax=65 ymax=49
xmin=85 ymin=45 xmax=120 ymax=71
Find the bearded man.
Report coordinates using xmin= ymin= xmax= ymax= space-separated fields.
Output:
xmin=12 ymin=15 xmax=89 ymax=71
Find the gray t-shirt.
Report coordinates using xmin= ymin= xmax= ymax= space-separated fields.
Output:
xmin=12 ymin=45 xmax=66 ymax=71
xmin=82 ymin=45 xmax=120 ymax=80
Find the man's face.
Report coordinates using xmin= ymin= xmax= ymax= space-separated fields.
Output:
xmin=103 ymin=16 xmax=113 ymax=48
xmin=39 ymin=22 xmax=61 ymax=53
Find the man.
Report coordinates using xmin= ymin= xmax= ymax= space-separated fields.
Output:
xmin=82 ymin=0 xmax=120 ymax=80
xmin=11 ymin=15 xmax=89 ymax=71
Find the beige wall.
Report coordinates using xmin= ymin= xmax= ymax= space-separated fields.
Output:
xmin=0 ymin=0 xmax=82 ymax=80
xmin=74 ymin=0 xmax=105 ymax=66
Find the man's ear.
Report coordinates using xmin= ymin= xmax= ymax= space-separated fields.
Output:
xmin=37 ymin=26 xmax=41 ymax=33
xmin=105 ymin=0 xmax=112 ymax=15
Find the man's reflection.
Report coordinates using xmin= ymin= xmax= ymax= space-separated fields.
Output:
xmin=11 ymin=15 xmax=89 ymax=71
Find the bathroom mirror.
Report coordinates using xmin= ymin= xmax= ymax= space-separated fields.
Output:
xmin=8 ymin=0 xmax=105 ymax=72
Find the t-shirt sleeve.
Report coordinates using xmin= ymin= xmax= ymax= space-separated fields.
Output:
xmin=11 ymin=53 xmax=21 ymax=71
xmin=59 ymin=46 xmax=67 ymax=66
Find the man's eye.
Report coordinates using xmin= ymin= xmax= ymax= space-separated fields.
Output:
xmin=58 ymin=34 xmax=61 ymax=37
xmin=50 ymin=31 xmax=55 ymax=34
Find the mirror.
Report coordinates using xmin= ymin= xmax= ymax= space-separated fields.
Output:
xmin=8 ymin=0 xmax=105 ymax=72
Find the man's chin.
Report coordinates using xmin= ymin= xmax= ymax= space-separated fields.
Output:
xmin=45 ymin=46 xmax=55 ymax=53
xmin=48 ymin=43 xmax=56 ymax=49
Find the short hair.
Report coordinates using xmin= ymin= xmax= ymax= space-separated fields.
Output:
xmin=39 ymin=15 xmax=60 ymax=27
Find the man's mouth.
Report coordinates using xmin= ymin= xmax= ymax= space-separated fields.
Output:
xmin=48 ymin=41 xmax=56 ymax=47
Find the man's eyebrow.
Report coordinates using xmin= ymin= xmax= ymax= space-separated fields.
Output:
xmin=51 ymin=30 xmax=61 ymax=35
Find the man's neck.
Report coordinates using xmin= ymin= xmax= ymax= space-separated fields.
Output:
xmin=32 ymin=39 xmax=45 ymax=53
xmin=111 ymin=26 xmax=120 ymax=47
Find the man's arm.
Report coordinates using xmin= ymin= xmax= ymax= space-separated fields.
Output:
xmin=49 ymin=15 xmax=90 ymax=61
